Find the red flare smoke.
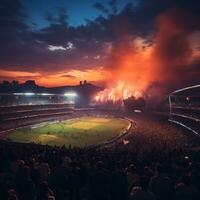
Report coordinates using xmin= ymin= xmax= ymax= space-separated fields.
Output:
xmin=96 ymin=8 xmax=200 ymax=103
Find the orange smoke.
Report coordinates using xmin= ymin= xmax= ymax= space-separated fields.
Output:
xmin=95 ymin=36 xmax=156 ymax=102
xmin=96 ymin=8 xmax=199 ymax=102
xmin=95 ymin=81 xmax=142 ymax=103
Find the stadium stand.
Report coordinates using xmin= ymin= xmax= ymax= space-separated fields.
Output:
xmin=0 ymin=104 xmax=74 ymax=131
xmin=169 ymin=85 xmax=200 ymax=135
xmin=0 ymin=90 xmax=200 ymax=200
xmin=0 ymin=131 xmax=200 ymax=200
xmin=0 ymin=108 xmax=199 ymax=200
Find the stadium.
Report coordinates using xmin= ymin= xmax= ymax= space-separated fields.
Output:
xmin=0 ymin=1 xmax=200 ymax=200
xmin=0 ymin=80 xmax=200 ymax=200
xmin=1 ymin=84 xmax=199 ymax=148
xmin=0 ymin=98 xmax=132 ymax=148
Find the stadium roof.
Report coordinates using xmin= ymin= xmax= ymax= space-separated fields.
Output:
xmin=170 ymin=85 xmax=200 ymax=96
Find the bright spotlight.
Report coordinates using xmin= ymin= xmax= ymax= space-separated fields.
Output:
xmin=24 ymin=92 xmax=35 ymax=96
xmin=64 ymin=92 xmax=77 ymax=97
xmin=134 ymin=109 xmax=142 ymax=113
xmin=41 ymin=93 xmax=51 ymax=96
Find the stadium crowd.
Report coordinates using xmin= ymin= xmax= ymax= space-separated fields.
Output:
xmin=0 ymin=141 xmax=200 ymax=200
xmin=0 ymin=110 xmax=200 ymax=200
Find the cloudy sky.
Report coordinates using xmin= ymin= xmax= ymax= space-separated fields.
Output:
xmin=0 ymin=0 xmax=200 ymax=95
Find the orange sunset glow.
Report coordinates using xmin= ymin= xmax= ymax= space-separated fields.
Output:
xmin=0 ymin=1 xmax=199 ymax=100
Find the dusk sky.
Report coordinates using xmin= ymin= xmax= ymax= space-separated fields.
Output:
xmin=0 ymin=0 xmax=200 ymax=95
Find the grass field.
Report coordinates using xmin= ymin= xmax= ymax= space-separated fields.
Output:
xmin=7 ymin=117 xmax=130 ymax=147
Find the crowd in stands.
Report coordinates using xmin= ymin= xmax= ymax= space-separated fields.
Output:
xmin=169 ymin=106 xmax=200 ymax=134
xmin=0 ymin=104 xmax=74 ymax=131
xmin=0 ymin=110 xmax=200 ymax=200
xmin=0 ymin=140 xmax=200 ymax=200
xmin=171 ymin=106 xmax=200 ymax=118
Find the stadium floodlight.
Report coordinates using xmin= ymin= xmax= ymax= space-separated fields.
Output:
xmin=134 ymin=109 xmax=142 ymax=113
xmin=41 ymin=93 xmax=52 ymax=96
xmin=24 ymin=92 xmax=35 ymax=96
xmin=64 ymin=92 xmax=77 ymax=97
xmin=13 ymin=93 xmax=23 ymax=95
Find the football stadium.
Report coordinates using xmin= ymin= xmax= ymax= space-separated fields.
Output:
xmin=0 ymin=1 xmax=200 ymax=200
xmin=0 ymin=82 xmax=200 ymax=200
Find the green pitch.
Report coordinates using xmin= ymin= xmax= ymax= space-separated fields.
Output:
xmin=7 ymin=117 xmax=130 ymax=147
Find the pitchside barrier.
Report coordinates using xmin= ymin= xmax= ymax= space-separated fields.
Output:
xmin=168 ymin=85 xmax=200 ymax=136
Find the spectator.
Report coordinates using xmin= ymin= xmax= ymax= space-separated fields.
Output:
xmin=37 ymin=181 xmax=55 ymax=200
xmin=174 ymin=175 xmax=200 ymax=200
xmin=15 ymin=165 xmax=36 ymax=200
xmin=126 ymin=164 xmax=140 ymax=191
xmin=7 ymin=189 xmax=19 ymax=200
xmin=110 ymin=163 xmax=128 ymax=200
xmin=38 ymin=162 xmax=51 ymax=180
xmin=89 ymin=161 xmax=110 ymax=200
xmin=149 ymin=164 xmax=172 ymax=200
xmin=130 ymin=177 xmax=155 ymax=200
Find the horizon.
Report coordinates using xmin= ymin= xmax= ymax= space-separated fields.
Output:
xmin=0 ymin=79 xmax=101 ymax=88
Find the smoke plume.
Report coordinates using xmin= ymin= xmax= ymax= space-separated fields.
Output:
xmin=103 ymin=8 xmax=200 ymax=100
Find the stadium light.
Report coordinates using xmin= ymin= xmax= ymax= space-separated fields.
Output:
xmin=134 ymin=109 xmax=142 ymax=113
xmin=41 ymin=93 xmax=52 ymax=96
xmin=13 ymin=93 xmax=23 ymax=95
xmin=64 ymin=92 xmax=77 ymax=97
xmin=24 ymin=92 xmax=35 ymax=96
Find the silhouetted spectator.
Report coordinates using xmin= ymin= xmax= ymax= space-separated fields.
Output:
xmin=89 ymin=161 xmax=110 ymax=200
xmin=8 ymin=189 xmax=19 ymax=200
xmin=38 ymin=162 xmax=51 ymax=180
xmin=37 ymin=181 xmax=55 ymax=200
xmin=149 ymin=164 xmax=172 ymax=200
xmin=126 ymin=164 xmax=140 ymax=191
xmin=130 ymin=177 xmax=155 ymax=200
xmin=15 ymin=165 xmax=36 ymax=200
xmin=110 ymin=163 xmax=128 ymax=200
xmin=174 ymin=175 xmax=200 ymax=200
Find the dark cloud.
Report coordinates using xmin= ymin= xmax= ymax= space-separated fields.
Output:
xmin=145 ymin=7 xmax=200 ymax=96
xmin=153 ymin=8 xmax=200 ymax=79
xmin=0 ymin=0 xmax=199 ymax=93
xmin=109 ymin=0 xmax=118 ymax=15
xmin=60 ymin=74 xmax=76 ymax=78
xmin=45 ymin=11 xmax=56 ymax=23
xmin=93 ymin=3 xmax=109 ymax=15
xmin=57 ymin=7 xmax=68 ymax=25
xmin=0 ymin=0 xmax=31 ymax=68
